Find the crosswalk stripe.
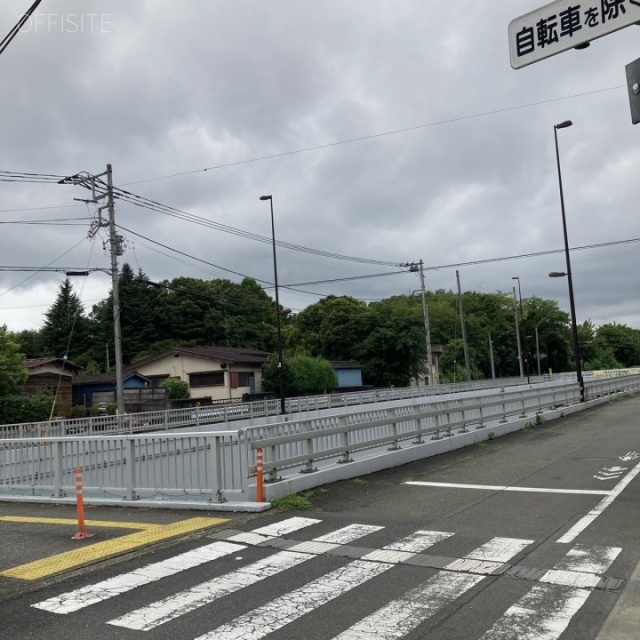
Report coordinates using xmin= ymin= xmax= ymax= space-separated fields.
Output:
xmin=382 ymin=529 xmax=453 ymax=553
xmin=331 ymin=537 xmax=533 ymax=639
xmin=478 ymin=584 xmax=591 ymax=640
xmin=108 ymin=524 xmax=383 ymax=631
xmin=464 ymin=536 xmax=534 ymax=563
xmin=32 ymin=516 xmax=320 ymax=616
xmin=335 ymin=571 xmax=485 ymax=639
xmin=540 ymin=543 xmax=622 ymax=588
xmin=109 ymin=550 xmax=312 ymax=631
xmin=194 ymin=559 xmax=393 ymax=640
xmin=31 ymin=541 xmax=244 ymax=614
xmin=552 ymin=544 xmax=621 ymax=575
xmin=479 ymin=542 xmax=620 ymax=639
xmin=250 ymin=516 xmax=322 ymax=537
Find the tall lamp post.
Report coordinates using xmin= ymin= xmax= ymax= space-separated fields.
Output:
xmin=512 ymin=275 xmax=529 ymax=378
xmin=259 ymin=195 xmax=286 ymax=414
xmin=551 ymin=120 xmax=584 ymax=401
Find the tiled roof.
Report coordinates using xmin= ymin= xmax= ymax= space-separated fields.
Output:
xmin=21 ymin=357 xmax=83 ymax=371
xmin=128 ymin=346 xmax=272 ymax=370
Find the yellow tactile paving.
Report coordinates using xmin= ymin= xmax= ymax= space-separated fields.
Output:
xmin=0 ymin=516 xmax=228 ymax=581
xmin=0 ymin=516 xmax=158 ymax=530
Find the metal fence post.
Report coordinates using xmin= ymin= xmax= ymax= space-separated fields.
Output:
xmin=210 ymin=435 xmax=225 ymax=503
xmin=53 ymin=441 xmax=64 ymax=498
xmin=300 ymin=421 xmax=317 ymax=473
xmin=126 ymin=439 xmax=137 ymax=501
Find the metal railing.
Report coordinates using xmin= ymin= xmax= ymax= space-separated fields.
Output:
xmin=1 ymin=374 xmax=638 ymax=507
xmin=0 ymin=376 xmax=542 ymax=439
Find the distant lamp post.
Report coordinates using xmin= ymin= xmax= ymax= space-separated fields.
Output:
xmin=260 ymin=195 xmax=286 ymax=414
xmin=551 ymin=120 xmax=584 ymax=401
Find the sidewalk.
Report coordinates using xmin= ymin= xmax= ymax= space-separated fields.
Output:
xmin=0 ymin=501 xmax=257 ymax=601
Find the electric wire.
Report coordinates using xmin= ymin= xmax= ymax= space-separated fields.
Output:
xmin=117 ymin=85 xmax=624 ymax=187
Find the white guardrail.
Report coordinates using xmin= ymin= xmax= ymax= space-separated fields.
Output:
xmin=0 ymin=376 xmax=545 ymax=440
xmin=1 ymin=374 xmax=638 ymax=508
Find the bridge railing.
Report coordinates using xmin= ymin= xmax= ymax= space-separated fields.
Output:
xmin=1 ymin=375 xmax=638 ymax=506
xmin=0 ymin=376 xmax=542 ymax=439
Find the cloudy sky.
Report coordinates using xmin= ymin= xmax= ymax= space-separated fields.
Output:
xmin=1 ymin=0 xmax=639 ymax=335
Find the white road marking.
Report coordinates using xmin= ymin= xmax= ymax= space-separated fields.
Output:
xmin=383 ymin=530 xmax=454 ymax=552
xmin=313 ymin=523 xmax=384 ymax=544
xmin=334 ymin=571 xmax=485 ymax=639
xmin=195 ymin=559 xmax=393 ymax=640
xmin=108 ymin=524 xmax=382 ymax=631
xmin=249 ymin=516 xmax=322 ymax=537
xmin=32 ymin=541 xmax=245 ymax=614
xmin=554 ymin=544 xmax=622 ymax=575
xmin=332 ymin=538 xmax=532 ymax=639
xmin=479 ymin=584 xmax=591 ymax=640
xmin=405 ymin=481 xmax=610 ymax=496
xmin=558 ymin=459 xmax=640 ymax=543
xmin=33 ymin=516 xmax=319 ymax=616
xmin=464 ymin=537 xmax=534 ymax=563
xmin=109 ymin=550 xmax=312 ymax=631
xmin=540 ymin=544 xmax=621 ymax=588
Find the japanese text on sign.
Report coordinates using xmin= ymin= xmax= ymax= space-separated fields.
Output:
xmin=509 ymin=0 xmax=640 ymax=69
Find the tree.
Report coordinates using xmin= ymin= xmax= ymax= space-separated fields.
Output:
xmin=11 ymin=329 xmax=45 ymax=359
xmin=262 ymin=354 xmax=337 ymax=396
xmin=289 ymin=295 xmax=370 ymax=361
xmin=41 ymin=279 xmax=92 ymax=361
xmin=358 ymin=296 xmax=426 ymax=387
xmin=0 ymin=326 xmax=28 ymax=396
xmin=594 ymin=323 xmax=640 ymax=368
xmin=162 ymin=379 xmax=190 ymax=400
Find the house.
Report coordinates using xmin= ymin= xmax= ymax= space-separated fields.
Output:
xmin=128 ymin=346 xmax=271 ymax=402
xmin=72 ymin=371 xmax=165 ymax=414
xmin=330 ymin=361 xmax=365 ymax=389
xmin=21 ymin=357 xmax=84 ymax=417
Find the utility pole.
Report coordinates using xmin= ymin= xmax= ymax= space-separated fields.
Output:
xmin=106 ymin=164 xmax=125 ymax=415
xmin=513 ymin=286 xmax=524 ymax=378
xmin=60 ymin=165 xmax=125 ymax=415
xmin=488 ymin=333 xmax=496 ymax=379
xmin=456 ymin=270 xmax=472 ymax=381
xmin=406 ymin=261 xmax=435 ymax=385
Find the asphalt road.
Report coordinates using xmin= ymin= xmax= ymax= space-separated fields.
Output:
xmin=2 ymin=393 xmax=639 ymax=639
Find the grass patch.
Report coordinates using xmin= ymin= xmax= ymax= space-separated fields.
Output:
xmin=271 ymin=492 xmax=314 ymax=511
xmin=351 ymin=478 xmax=366 ymax=485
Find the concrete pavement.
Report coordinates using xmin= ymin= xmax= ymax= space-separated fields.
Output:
xmin=0 ymin=501 xmax=259 ymax=601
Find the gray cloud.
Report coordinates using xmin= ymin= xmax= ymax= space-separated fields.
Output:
xmin=1 ymin=0 xmax=638 ymax=334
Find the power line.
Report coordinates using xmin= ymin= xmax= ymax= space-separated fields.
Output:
xmin=117 ymin=85 xmax=624 ymax=188
xmin=0 ymin=0 xmax=45 ymax=57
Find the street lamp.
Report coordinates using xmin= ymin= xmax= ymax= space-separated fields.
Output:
xmin=259 ymin=195 xmax=286 ymax=414
xmin=551 ymin=120 xmax=584 ymax=401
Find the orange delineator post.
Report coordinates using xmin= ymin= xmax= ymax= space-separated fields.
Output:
xmin=256 ymin=448 xmax=264 ymax=503
xmin=72 ymin=467 xmax=93 ymax=540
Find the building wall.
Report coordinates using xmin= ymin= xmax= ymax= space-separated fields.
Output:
xmin=134 ymin=353 xmax=262 ymax=401
xmin=335 ymin=368 xmax=363 ymax=388
xmin=23 ymin=373 xmax=73 ymax=417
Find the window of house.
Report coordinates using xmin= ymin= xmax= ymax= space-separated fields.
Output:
xmin=231 ymin=372 xmax=254 ymax=388
xmin=189 ymin=371 xmax=225 ymax=388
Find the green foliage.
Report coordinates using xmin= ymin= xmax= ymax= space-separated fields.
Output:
xmin=594 ymin=323 xmax=640 ymax=368
xmin=41 ymin=279 xmax=93 ymax=361
xmin=162 ymin=378 xmax=191 ymax=400
xmin=270 ymin=492 xmax=314 ymax=511
xmin=11 ymin=329 xmax=46 ymax=359
xmin=262 ymin=354 xmax=336 ymax=396
xmin=0 ymin=389 xmax=54 ymax=425
xmin=288 ymin=355 xmax=337 ymax=395
xmin=291 ymin=295 xmax=369 ymax=361
xmin=0 ymin=326 xmax=28 ymax=396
